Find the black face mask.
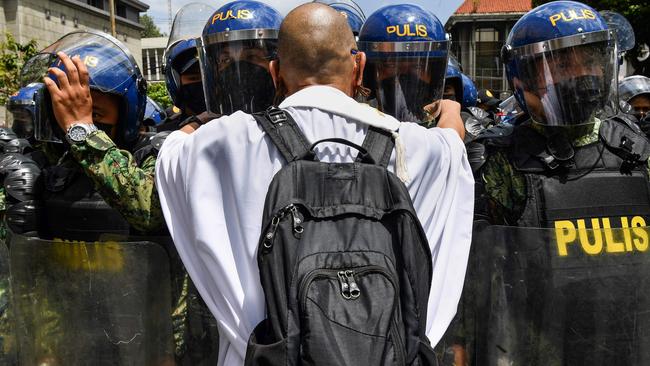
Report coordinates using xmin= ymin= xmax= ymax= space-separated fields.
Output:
xmin=218 ymin=61 xmax=274 ymax=114
xmin=553 ymin=75 xmax=605 ymax=124
xmin=379 ymin=74 xmax=433 ymax=122
xmin=179 ymin=81 xmax=207 ymax=115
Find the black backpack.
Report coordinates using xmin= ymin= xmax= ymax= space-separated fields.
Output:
xmin=245 ymin=107 xmax=437 ymax=366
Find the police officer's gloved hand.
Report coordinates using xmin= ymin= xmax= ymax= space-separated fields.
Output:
xmin=178 ymin=112 xmax=221 ymax=129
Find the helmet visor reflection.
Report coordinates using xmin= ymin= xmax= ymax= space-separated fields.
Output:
xmin=363 ymin=53 xmax=447 ymax=123
xmin=199 ymin=39 xmax=277 ymax=115
xmin=512 ymin=40 xmax=617 ymax=126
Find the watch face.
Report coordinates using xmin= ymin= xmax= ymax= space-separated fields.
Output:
xmin=69 ymin=125 xmax=87 ymax=142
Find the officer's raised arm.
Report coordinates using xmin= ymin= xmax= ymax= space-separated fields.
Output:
xmin=43 ymin=52 xmax=93 ymax=129
xmin=437 ymin=99 xmax=464 ymax=140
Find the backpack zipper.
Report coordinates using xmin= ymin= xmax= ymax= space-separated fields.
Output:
xmin=298 ymin=266 xmax=406 ymax=364
xmin=345 ymin=270 xmax=361 ymax=300
xmin=337 ymin=271 xmax=351 ymax=299
xmin=262 ymin=204 xmax=304 ymax=251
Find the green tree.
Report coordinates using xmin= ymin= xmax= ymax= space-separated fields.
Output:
xmin=532 ymin=0 xmax=650 ymax=76
xmin=140 ymin=14 xmax=163 ymax=38
xmin=147 ymin=81 xmax=172 ymax=109
xmin=0 ymin=33 xmax=38 ymax=105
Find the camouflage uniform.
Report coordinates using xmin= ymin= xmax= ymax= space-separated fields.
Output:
xmin=69 ymin=131 xmax=164 ymax=233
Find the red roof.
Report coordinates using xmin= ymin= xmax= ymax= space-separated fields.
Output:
xmin=455 ymin=0 xmax=532 ymax=14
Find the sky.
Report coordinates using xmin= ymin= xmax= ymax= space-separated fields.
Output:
xmin=141 ymin=0 xmax=465 ymax=35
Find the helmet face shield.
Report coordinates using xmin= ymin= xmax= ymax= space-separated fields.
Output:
xmin=7 ymin=83 xmax=41 ymax=140
xmin=7 ymin=107 xmax=34 ymax=140
xmin=199 ymin=38 xmax=277 ymax=115
xmin=509 ymin=32 xmax=618 ymax=127
xmin=24 ymin=32 xmax=139 ymax=95
xmin=360 ymin=42 xmax=449 ymax=123
xmin=167 ymin=3 xmax=216 ymax=50
xmin=22 ymin=31 xmax=146 ymax=144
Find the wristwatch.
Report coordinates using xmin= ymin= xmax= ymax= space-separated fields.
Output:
xmin=66 ymin=123 xmax=98 ymax=144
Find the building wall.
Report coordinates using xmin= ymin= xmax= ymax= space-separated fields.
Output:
xmin=14 ymin=0 xmax=144 ymax=66
xmin=447 ymin=16 xmax=521 ymax=96
xmin=141 ymin=37 xmax=166 ymax=82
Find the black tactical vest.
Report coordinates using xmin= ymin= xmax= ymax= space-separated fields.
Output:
xmin=509 ymin=119 xmax=650 ymax=229
xmin=40 ymin=162 xmax=130 ymax=241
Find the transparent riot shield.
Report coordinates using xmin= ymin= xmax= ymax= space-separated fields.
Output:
xmin=9 ymin=232 xmax=174 ymax=365
xmin=438 ymin=223 xmax=650 ymax=366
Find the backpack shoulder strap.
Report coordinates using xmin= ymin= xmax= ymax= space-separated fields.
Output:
xmin=253 ymin=107 xmax=314 ymax=163
xmin=358 ymin=126 xmax=395 ymax=168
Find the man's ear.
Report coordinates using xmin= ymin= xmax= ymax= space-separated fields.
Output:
xmin=270 ymin=60 xmax=280 ymax=89
xmin=355 ymin=51 xmax=367 ymax=87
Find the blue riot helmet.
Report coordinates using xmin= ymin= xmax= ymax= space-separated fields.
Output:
xmin=23 ymin=31 xmax=146 ymax=145
xmin=461 ymin=73 xmax=477 ymax=108
xmin=331 ymin=5 xmax=364 ymax=36
xmin=6 ymin=83 xmax=41 ymax=139
xmin=143 ymin=97 xmax=167 ymax=127
xmin=501 ymin=1 xmax=618 ymax=127
xmin=619 ymin=75 xmax=650 ymax=121
xmin=358 ymin=4 xmax=450 ymax=123
xmin=314 ymin=1 xmax=365 ymax=36
xmin=199 ymin=0 xmax=282 ymax=115
xmin=165 ymin=3 xmax=216 ymax=115
xmin=444 ymin=57 xmax=463 ymax=102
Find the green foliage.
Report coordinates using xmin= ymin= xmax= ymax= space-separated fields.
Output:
xmin=0 ymin=33 xmax=38 ymax=105
xmin=140 ymin=14 xmax=163 ymax=38
xmin=531 ymin=0 xmax=650 ymax=76
xmin=147 ymin=81 xmax=172 ymax=109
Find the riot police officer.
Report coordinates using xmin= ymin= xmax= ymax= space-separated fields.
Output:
xmin=141 ymin=96 xmax=167 ymax=132
xmin=461 ymin=73 xmax=478 ymax=109
xmin=157 ymin=2 xmax=215 ymax=132
xmin=456 ymin=2 xmax=650 ymax=365
xmin=619 ymin=75 xmax=650 ymax=133
xmin=198 ymin=0 xmax=281 ymax=117
xmin=358 ymin=4 xmax=457 ymax=127
xmin=1 ymin=31 xmax=178 ymax=365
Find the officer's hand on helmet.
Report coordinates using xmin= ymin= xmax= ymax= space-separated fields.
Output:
xmin=43 ymin=52 xmax=93 ymax=131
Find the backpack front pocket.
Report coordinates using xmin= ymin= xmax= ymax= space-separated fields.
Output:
xmin=299 ymin=266 xmax=405 ymax=366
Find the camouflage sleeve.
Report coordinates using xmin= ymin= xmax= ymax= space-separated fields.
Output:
xmin=481 ymin=150 xmax=527 ymax=224
xmin=69 ymin=131 xmax=164 ymax=233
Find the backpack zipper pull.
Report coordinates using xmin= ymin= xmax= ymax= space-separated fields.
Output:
xmin=289 ymin=205 xmax=304 ymax=237
xmin=338 ymin=271 xmax=351 ymax=299
xmin=345 ymin=270 xmax=361 ymax=300
xmin=263 ymin=215 xmax=282 ymax=251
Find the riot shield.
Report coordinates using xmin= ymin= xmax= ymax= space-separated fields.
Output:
xmin=9 ymin=232 xmax=174 ymax=365
xmin=0 ymin=239 xmax=16 ymax=365
xmin=98 ymin=234 xmax=220 ymax=365
xmin=441 ymin=223 xmax=650 ymax=366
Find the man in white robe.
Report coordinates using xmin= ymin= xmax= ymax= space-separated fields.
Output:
xmin=156 ymin=4 xmax=475 ymax=365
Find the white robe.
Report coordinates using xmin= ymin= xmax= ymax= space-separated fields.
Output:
xmin=156 ymin=85 xmax=475 ymax=366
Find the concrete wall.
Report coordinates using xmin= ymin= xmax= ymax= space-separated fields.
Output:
xmin=0 ymin=0 xmax=6 ymax=34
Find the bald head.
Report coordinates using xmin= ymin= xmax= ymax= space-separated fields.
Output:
xmin=271 ymin=3 xmax=364 ymax=97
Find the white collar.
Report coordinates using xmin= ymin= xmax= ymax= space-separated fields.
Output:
xmin=279 ymin=85 xmax=400 ymax=132
xmin=278 ymin=85 xmax=410 ymax=183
